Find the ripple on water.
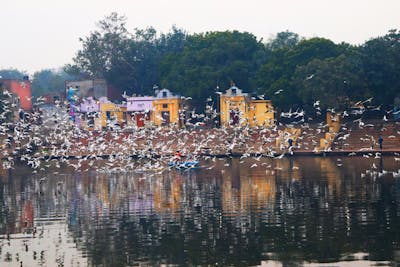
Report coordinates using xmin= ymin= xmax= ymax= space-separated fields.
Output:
xmin=0 ymin=156 xmax=399 ymax=266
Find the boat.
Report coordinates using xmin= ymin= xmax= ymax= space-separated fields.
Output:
xmin=168 ymin=160 xmax=200 ymax=169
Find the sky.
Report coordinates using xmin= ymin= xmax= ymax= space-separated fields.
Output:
xmin=1 ymin=0 xmax=399 ymax=74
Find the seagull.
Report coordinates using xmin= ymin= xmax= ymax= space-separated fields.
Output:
xmin=305 ymin=74 xmax=315 ymax=80
xmin=362 ymin=97 xmax=373 ymax=104
xmin=2 ymin=90 xmax=12 ymax=97
xmin=274 ymin=89 xmax=283 ymax=95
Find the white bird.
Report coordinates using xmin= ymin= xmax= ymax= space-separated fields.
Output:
xmin=274 ymin=89 xmax=283 ymax=95
xmin=274 ymin=153 xmax=285 ymax=159
xmin=206 ymin=165 xmax=215 ymax=170
xmin=305 ymin=74 xmax=315 ymax=80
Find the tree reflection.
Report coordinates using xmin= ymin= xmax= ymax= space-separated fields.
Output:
xmin=0 ymin=157 xmax=399 ymax=266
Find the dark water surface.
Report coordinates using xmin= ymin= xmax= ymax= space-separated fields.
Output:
xmin=0 ymin=156 xmax=400 ymax=266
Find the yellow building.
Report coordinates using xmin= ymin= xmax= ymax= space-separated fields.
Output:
xmin=99 ymin=101 xmax=127 ymax=129
xmin=319 ymin=112 xmax=341 ymax=151
xmin=220 ymin=84 xmax=274 ymax=127
xmin=152 ymin=88 xmax=186 ymax=127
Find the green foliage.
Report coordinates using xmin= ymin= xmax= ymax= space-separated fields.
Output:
xmin=31 ymin=69 xmax=75 ymax=97
xmin=267 ymin=31 xmax=301 ymax=51
xmin=254 ymin=37 xmax=369 ymax=112
xmin=74 ymin=12 xmax=131 ymax=78
xmin=73 ymin=13 xmax=187 ymax=97
xmin=360 ymin=29 xmax=400 ymax=106
xmin=161 ymin=31 xmax=266 ymax=109
xmin=0 ymin=68 xmax=27 ymax=79
xmin=293 ymin=54 xmax=367 ymax=111
xmin=44 ymin=15 xmax=400 ymax=113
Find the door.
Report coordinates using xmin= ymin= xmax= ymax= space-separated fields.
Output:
xmin=136 ymin=113 xmax=145 ymax=127
xmin=161 ymin=111 xmax=170 ymax=126
xmin=230 ymin=109 xmax=239 ymax=125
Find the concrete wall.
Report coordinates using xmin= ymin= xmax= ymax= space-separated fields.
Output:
xmin=220 ymin=95 xmax=274 ymax=127
xmin=126 ymin=97 xmax=153 ymax=111
xmin=152 ymin=98 xmax=181 ymax=126
xmin=65 ymin=79 xmax=107 ymax=99
xmin=248 ymin=100 xmax=274 ymax=126
xmin=99 ymin=103 xmax=126 ymax=129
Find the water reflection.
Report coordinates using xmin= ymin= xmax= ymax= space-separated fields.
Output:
xmin=0 ymin=156 xmax=399 ymax=266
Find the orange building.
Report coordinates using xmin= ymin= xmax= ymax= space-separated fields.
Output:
xmin=220 ymin=84 xmax=274 ymax=127
xmin=152 ymin=88 xmax=187 ymax=127
xmin=0 ymin=77 xmax=32 ymax=111
xmin=99 ymin=101 xmax=127 ymax=129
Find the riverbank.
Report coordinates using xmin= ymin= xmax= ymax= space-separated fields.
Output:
xmin=1 ymin=121 xmax=399 ymax=161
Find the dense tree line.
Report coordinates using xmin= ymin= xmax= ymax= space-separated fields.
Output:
xmin=2 ymin=13 xmax=399 ymax=115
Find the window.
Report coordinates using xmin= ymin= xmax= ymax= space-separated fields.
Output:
xmin=162 ymin=104 xmax=168 ymax=109
xmin=231 ymin=88 xmax=237 ymax=95
xmin=162 ymin=91 xmax=167 ymax=98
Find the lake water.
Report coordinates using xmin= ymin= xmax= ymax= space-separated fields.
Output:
xmin=0 ymin=156 xmax=399 ymax=266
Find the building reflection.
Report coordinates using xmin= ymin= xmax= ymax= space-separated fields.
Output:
xmin=0 ymin=156 xmax=399 ymax=266
xmin=154 ymin=171 xmax=182 ymax=213
xmin=221 ymin=158 xmax=277 ymax=215
xmin=0 ymin=165 xmax=86 ymax=267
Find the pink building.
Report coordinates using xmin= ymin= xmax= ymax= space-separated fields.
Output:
xmin=126 ymin=96 xmax=153 ymax=127
xmin=79 ymin=97 xmax=99 ymax=113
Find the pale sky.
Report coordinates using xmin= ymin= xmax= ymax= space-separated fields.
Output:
xmin=1 ymin=0 xmax=399 ymax=74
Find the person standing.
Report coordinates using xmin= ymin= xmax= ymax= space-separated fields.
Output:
xmin=378 ymin=135 xmax=383 ymax=150
xmin=174 ymin=150 xmax=182 ymax=162
xmin=288 ymin=138 xmax=293 ymax=148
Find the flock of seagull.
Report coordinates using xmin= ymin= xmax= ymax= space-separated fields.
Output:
xmin=0 ymin=89 xmax=399 ymax=179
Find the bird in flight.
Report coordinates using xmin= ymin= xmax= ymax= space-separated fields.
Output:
xmin=305 ymin=74 xmax=315 ymax=80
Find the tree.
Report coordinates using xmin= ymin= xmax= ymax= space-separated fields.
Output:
xmin=73 ymin=13 xmax=188 ymax=98
xmin=287 ymin=37 xmax=344 ymax=68
xmin=31 ymin=69 xmax=75 ymax=97
xmin=266 ymin=31 xmax=301 ymax=51
xmin=293 ymin=54 xmax=367 ymax=112
xmin=160 ymin=30 xmax=266 ymax=109
xmin=360 ymin=29 xmax=400 ymax=106
xmin=0 ymin=68 xmax=27 ymax=79
xmin=253 ymin=37 xmax=347 ymax=110
xmin=73 ymin=12 xmax=131 ymax=78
